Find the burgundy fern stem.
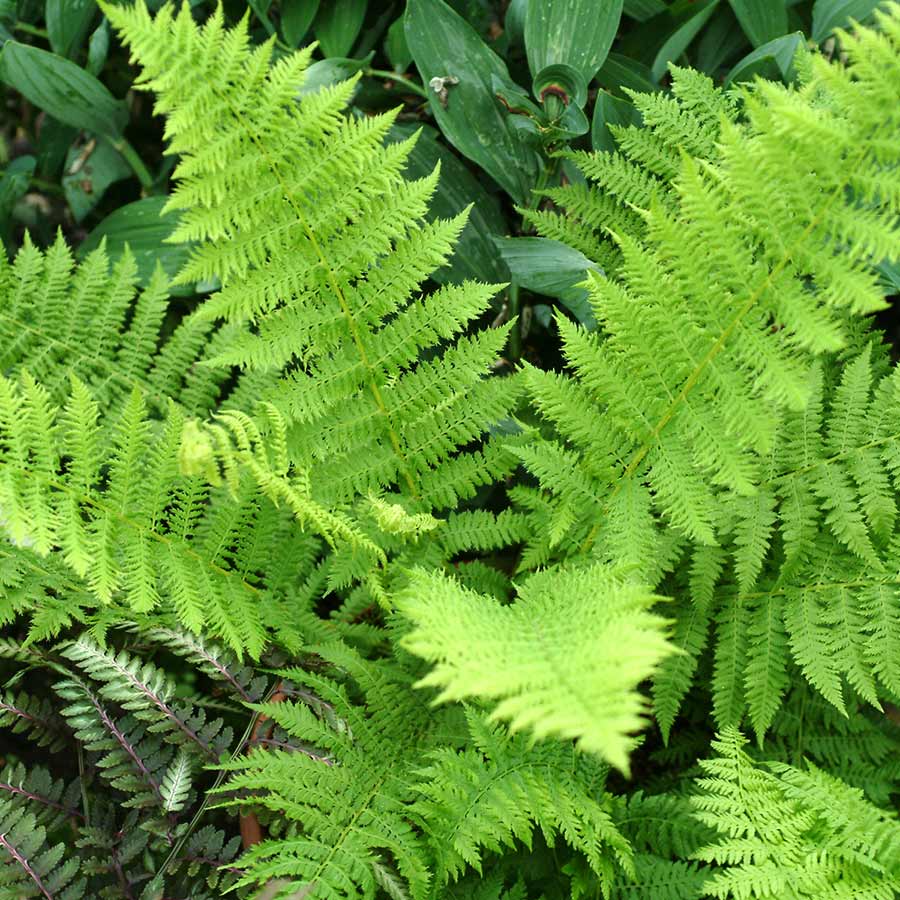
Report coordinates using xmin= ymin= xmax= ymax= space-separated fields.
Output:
xmin=0 ymin=830 xmax=54 ymax=900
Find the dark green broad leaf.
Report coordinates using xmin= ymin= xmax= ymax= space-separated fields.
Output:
xmin=505 ymin=0 xmax=527 ymax=44
xmin=811 ymin=0 xmax=881 ymax=41
xmin=281 ymin=0 xmax=319 ymax=47
xmin=79 ymin=196 xmax=192 ymax=291
xmin=0 ymin=41 xmax=127 ymax=138
xmin=0 ymin=155 xmax=35 ymax=240
xmin=384 ymin=16 xmax=411 ymax=70
xmin=624 ymin=0 xmax=666 ymax=21
xmin=314 ymin=0 xmax=367 ymax=57
xmin=725 ymin=31 xmax=803 ymax=84
xmin=296 ymin=52 xmax=373 ymax=96
xmin=86 ymin=18 xmax=109 ymax=76
xmin=728 ymin=0 xmax=787 ymax=46
xmin=35 ymin=116 xmax=76 ymax=179
xmin=246 ymin=0 xmax=276 ymax=36
xmin=651 ymin=0 xmax=719 ymax=80
xmin=596 ymin=52 xmax=658 ymax=95
xmin=592 ymin=89 xmax=641 ymax=152
xmin=406 ymin=0 xmax=541 ymax=206
xmin=46 ymin=0 xmax=95 ymax=58
xmin=524 ymin=0 xmax=623 ymax=83
xmin=391 ymin=123 xmax=507 ymax=285
xmin=696 ymin=6 xmax=748 ymax=74
xmin=61 ymin=137 xmax=131 ymax=223
xmin=495 ymin=236 xmax=600 ymax=327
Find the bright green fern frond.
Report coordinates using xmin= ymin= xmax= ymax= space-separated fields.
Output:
xmin=523 ymin=24 xmax=900 ymax=551
xmin=103 ymin=1 xmax=519 ymax=508
xmin=691 ymin=727 xmax=900 ymax=898
xmin=398 ymin=563 xmax=674 ymax=773
xmin=213 ymin=645 xmax=441 ymax=900
xmin=414 ymin=709 xmax=633 ymax=888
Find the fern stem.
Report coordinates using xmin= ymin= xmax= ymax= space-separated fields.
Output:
xmin=216 ymin=84 xmax=420 ymax=497
xmin=0 ymin=832 xmax=54 ymax=900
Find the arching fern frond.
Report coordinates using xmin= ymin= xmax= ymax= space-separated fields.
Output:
xmin=213 ymin=644 xmax=441 ymax=900
xmin=413 ymin=709 xmax=633 ymax=890
xmin=102 ymin=0 xmax=522 ymax=510
xmin=522 ymin=16 xmax=900 ymax=555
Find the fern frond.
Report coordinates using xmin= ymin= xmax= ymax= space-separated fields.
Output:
xmin=399 ymin=563 xmax=674 ymax=773
xmin=102 ymin=1 xmax=519 ymax=509
xmin=691 ymin=727 xmax=900 ymax=898
xmin=414 ymin=709 xmax=632 ymax=888
xmin=60 ymin=635 xmax=233 ymax=761
xmin=212 ymin=645 xmax=438 ymax=900
xmin=0 ymin=799 xmax=85 ymax=899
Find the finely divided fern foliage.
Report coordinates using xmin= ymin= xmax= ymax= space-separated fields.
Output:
xmin=1 ymin=2 xmax=899 ymax=898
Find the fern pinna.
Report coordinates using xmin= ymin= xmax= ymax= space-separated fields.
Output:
xmin=0 ymin=1 xmax=899 ymax=899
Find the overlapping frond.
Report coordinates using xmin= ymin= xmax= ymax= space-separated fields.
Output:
xmin=522 ymin=21 xmax=900 ymax=555
xmin=399 ymin=563 xmax=674 ymax=773
xmin=414 ymin=709 xmax=633 ymax=889
xmin=0 ymin=373 xmax=322 ymax=653
xmin=692 ymin=727 xmax=900 ymax=898
xmin=213 ymin=645 xmax=440 ymax=900
xmin=102 ymin=0 xmax=521 ymax=509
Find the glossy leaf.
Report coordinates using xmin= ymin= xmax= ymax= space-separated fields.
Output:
xmin=728 ymin=0 xmax=788 ymax=46
xmin=391 ymin=124 xmax=507 ymax=285
xmin=725 ymin=31 xmax=803 ymax=84
xmin=314 ymin=0 xmax=366 ymax=57
xmin=406 ymin=0 xmax=540 ymax=205
xmin=592 ymin=89 xmax=641 ymax=152
xmin=696 ymin=6 xmax=748 ymax=74
xmin=651 ymin=0 xmax=719 ymax=80
xmin=811 ymin=0 xmax=881 ymax=42
xmin=86 ymin=18 xmax=109 ymax=76
xmin=46 ymin=0 xmax=95 ymax=58
xmin=281 ymin=0 xmax=319 ymax=47
xmin=0 ymin=41 xmax=127 ymax=138
xmin=495 ymin=236 xmax=600 ymax=327
xmin=78 ymin=196 xmax=191 ymax=289
xmin=296 ymin=53 xmax=373 ymax=96
xmin=524 ymin=0 xmax=623 ymax=82
xmin=596 ymin=52 xmax=658 ymax=94
xmin=384 ymin=16 xmax=411 ymax=70
xmin=624 ymin=0 xmax=667 ymax=21
xmin=61 ymin=137 xmax=130 ymax=222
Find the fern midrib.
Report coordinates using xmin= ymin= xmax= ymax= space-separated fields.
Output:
xmin=97 ymin=649 xmax=219 ymax=760
xmin=79 ymin=679 xmax=165 ymax=802
xmin=0 ymin=780 xmax=84 ymax=822
xmin=213 ymin=73 xmax=420 ymax=498
xmin=0 ymin=830 xmax=55 ymax=900
xmin=582 ymin=131 xmax=879 ymax=554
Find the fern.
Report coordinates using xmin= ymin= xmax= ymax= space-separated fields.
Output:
xmin=518 ymin=7 xmax=900 ymax=735
xmin=692 ymin=727 xmax=900 ymax=898
xmin=101 ymin=0 xmax=522 ymax=511
xmin=0 ymin=623 xmax=253 ymax=896
xmin=399 ymin=563 xmax=673 ymax=773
